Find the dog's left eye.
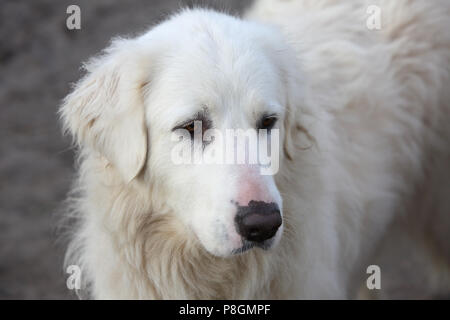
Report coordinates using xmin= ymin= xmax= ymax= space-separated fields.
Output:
xmin=183 ymin=121 xmax=196 ymax=135
xmin=259 ymin=115 xmax=278 ymax=130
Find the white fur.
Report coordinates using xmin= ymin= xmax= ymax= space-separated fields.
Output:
xmin=60 ymin=0 xmax=450 ymax=299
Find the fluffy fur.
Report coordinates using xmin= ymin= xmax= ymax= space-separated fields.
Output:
xmin=60 ymin=0 xmax=450 ymax=299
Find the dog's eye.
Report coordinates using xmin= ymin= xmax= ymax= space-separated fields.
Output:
xmin=183 ymin=121 xmax=195 ymax=134
xmin=259 ymin=116 xmax=278 ymax=130
xmin=172 ymin=111 xmax=212 ymax=142
xmin=174 ymin=120 xmax=208 ymax=139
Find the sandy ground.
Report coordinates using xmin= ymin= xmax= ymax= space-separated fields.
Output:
xmin=1 ymin=0 xmax=448 ymax=300
xmin=0 ymin=0 xmax=251 ymax=299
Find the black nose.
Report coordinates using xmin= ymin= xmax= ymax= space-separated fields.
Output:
xmin=235 ymin=201 xmax=282 ymax=243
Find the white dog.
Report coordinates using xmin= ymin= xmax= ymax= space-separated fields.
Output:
xmin=60 ymin=0 xmax=450 ymax=299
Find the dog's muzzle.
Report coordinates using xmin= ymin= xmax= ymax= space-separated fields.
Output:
xmin=233 ymin=200 xmax=282 ymax=253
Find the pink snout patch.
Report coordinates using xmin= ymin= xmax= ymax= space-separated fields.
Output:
xmin=235 ymin=167 xmax=274 ymax=206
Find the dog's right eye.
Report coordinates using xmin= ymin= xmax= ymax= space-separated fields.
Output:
xmin=173 ymin=119 xmax=209 ymax=139
xmin=172 ymin=110 xmax=212 ymax=141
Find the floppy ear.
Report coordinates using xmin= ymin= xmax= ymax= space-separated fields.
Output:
xmin=60 ymin=38 xmax=150 ymax=182
xmin=282 ymin=54 xmax=316 ymax=160
xmin=255 ymin=24 xmax=308 ymax=160
xmin=273 ymin=40 xmax=305 ymax=161
xmin=264 ymin=28 xmax=313 ymax=160
xmin=282 ymin=63 xmax=301 ymax=161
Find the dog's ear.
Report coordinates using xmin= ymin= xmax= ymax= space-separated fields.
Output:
xmin=271 ymin=39 xmax=305 ymax=161
xmin=262 ymin=28 xmax=313 ymax=160
xmin=255 ymin=24 xmax=308 ymax=160
xmin=282 ymin=61 xmax=300 ymax=161
xmin=60 ymin=38 xmax=150 ymax=182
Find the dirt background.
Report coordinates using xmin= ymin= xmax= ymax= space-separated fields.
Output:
xmin=1 ymin=0 xmax=448 ymax=300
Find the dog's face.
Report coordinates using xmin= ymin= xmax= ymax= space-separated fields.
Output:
xmin=61 ymin=10 xmax=301 ymax=257
xmin=147 ymin=42 xmax=286 ymax=256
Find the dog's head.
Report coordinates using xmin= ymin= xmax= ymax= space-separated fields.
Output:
xmin=61 ymin=9 xmax=303 ymax=257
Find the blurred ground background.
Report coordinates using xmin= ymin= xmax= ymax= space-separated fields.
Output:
xmin=1 ymin=0 xmax=449 ymax=300
xmin=0 ymin=0 xmax=251 ymax=299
